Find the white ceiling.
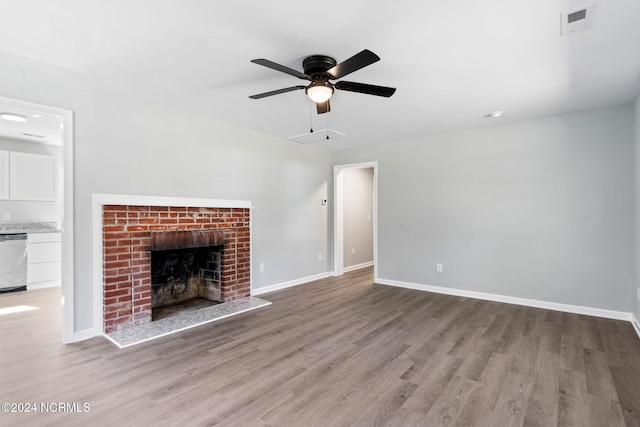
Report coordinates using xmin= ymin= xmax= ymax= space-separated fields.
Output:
xmin=0 ymin=0 xmax=639 ymax=150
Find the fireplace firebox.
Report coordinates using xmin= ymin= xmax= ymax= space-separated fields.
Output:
xmin=151 ymin=230 xmax=224 ymax=318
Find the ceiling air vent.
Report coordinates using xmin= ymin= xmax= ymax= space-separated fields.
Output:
xmin=288 ymin=129 xmax=345 ymax=144
xmin=561 ymin=4 xmax=594 ymax=36
xmin=568 ymin=9 xmax=587 ymax=23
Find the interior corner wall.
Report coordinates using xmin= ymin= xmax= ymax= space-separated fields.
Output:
xmin=0 ymin=52 xmax=333 ymax=333
xmin=342 ymin=167 xmax=373 ymax=268
xmin=333 ymin=105 xmax=635 ymax=313
xmin=634 ymin=92 xmax=640 ymax=322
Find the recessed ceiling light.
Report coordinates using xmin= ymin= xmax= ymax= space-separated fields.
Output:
xmin=0 ymin=112 xmax=28 ymax=122
xmin=487 ymin=111 xmax=503 ymax=118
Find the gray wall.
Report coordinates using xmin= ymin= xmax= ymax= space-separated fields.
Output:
xmin=635 ymin=93 xmax=640 ymax=322
xmin=334 ymin=105 xmax=635 ymax=312
xmin=0 ymin=53 xmax=333 ymax=332
xmin=343 ymin=167 xmax=373 ymax=268
xmin=0 ymin=138 xmax=61 ymax=224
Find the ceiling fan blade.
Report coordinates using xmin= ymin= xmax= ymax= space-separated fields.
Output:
xmin=251 ymin=59 xmax=308 ymax=80
xmin=335 ymin=81 xmax=396 ymax=97
xmin=249 ymin=86 xmax=306 ymax=99
xmin=316 ymin=99 xmax=330 ymax=114
xmin=326 ymin=49 xmax=380 ymax=80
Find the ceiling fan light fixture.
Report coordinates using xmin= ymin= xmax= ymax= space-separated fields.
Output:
xmin=306 ymin=82 xmax=334 ymax=103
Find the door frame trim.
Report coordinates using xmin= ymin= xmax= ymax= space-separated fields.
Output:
xmin=332 ymin=161 xmax=377 ymax=279
xmin=0 ymin=95 xmax=74 ymax=343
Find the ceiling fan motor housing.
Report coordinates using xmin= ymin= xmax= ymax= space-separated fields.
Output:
xmin=302 ymin=55 xmax=337 ymax=77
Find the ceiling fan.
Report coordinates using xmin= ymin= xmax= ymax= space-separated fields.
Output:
xmin=249 ymin=49 xmax=396 ymax=114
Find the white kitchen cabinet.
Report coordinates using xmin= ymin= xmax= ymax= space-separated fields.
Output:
xmin=9 ymin=152 xmax=57 ymax=201
xmin=27 ymin=232 xmax=61 ymax=289
xmin=0 ymin=150 xmax=8 ymax=200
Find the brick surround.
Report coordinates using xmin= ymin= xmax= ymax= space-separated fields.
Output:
xmin=102 ymin=205 xmax=250 ymax=333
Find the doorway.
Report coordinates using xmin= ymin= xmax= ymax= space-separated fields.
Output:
xmin=333 ymin=161 xmax=377 ymax=278
xmin=0 ymin=95 xmax=74 ymax=343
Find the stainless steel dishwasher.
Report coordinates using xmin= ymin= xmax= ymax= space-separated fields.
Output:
xmin=0 ymin=232 xmax=28 ymax=293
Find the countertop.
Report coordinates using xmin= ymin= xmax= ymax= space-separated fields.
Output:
xmin=0 ymin=222 xmax=61 ymax=234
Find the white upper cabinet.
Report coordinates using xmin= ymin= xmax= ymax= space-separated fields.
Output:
xmin=9 ymin=152 xmax=57 ymax=201
xmin=0 ymin=150 xmax=8 ymax=200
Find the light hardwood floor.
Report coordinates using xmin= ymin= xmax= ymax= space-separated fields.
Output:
xmin=1 ymin=268 xmax=639 ymax=426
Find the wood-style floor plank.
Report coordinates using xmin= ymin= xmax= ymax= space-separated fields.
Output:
xmin=1 ymin=267 xmax=640 ymax=426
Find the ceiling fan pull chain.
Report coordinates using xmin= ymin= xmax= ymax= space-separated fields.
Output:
xmin=326 ymin=115 xmax=330 ymax=140
xmin=310 ymin=102 xmax=314 ymax=133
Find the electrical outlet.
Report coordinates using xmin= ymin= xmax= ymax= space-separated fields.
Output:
xmin=637 ymin=286 xmax=640 ymax=301
xmin=318 ymin=253 xmax=322 ymax=262
xmin=351 ymin=248 xmax=356 ymax=255
xmin=2 ymin=212 xmax=9 ymax=221
xmin=259 ymin=263 xmax=265 ymax=272
xmin=436 ymin=263 xmax=443 ymax=273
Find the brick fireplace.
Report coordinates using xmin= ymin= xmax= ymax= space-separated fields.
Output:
xmin=102 ymin=205 xmax=250 ymax=333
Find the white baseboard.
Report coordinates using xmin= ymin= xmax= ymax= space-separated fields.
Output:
xmin=343 ymin=261 xmax=374 ymax=273
xmin=376 ymin=277 xmax=634 ymax=322
xmin=73 ymin=328 xmax=95 ymax=342
xmin=252 ymin=272 xmax=331 ymax=296
xmin=632 ymin=314 xmax=640 ymax=340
